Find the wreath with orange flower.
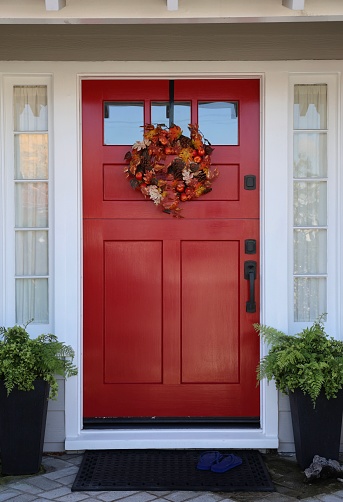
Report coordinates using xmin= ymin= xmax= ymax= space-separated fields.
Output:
xmin=124 ymin=123 xmax=218 ymax=217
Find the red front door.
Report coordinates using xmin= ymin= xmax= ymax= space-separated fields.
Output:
xmin=82 ymin=79 xmax=260 ymax=421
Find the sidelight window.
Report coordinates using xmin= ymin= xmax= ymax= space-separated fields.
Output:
xmin=13 ymin=85 xmax=49 ymax=324
xmin=292 ymin=84 xmax=328 ymax=322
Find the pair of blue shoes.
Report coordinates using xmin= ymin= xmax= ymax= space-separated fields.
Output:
xmin=196 ymin=451 xmax=242 ymax=473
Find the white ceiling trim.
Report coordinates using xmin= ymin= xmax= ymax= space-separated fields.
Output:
xmin=45 ymin=0 xmax=66 ymax=11
xmin=167 ymin=0 xmax=178 ymax=11
xmin=2 ymin=16 xmax=343 ymax=24
xmin=282 ymin=0 xmax=305 ymax=10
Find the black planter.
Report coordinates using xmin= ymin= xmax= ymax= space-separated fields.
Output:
xmin=0 ymin=379 xmax=49 ymax=475
xmin=289 ymin=388 xmax=343 ymax=470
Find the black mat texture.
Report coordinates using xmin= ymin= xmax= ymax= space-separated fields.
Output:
xmin=71 ymin=449 xmax=274 ymax=492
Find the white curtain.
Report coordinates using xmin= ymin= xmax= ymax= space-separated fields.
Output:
xmin=294 ymin=84 xmax=327 ymax=129
xmin=14 ymin=86 xmax=49 ymax=324
xmin=13 ymin=85 xmax=48 ymax=131
xmin=16 ymin=279 xmax=49 ymax=325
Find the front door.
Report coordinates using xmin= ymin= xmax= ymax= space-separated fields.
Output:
xmin=82 ymin=79 xmax=260 ymax=423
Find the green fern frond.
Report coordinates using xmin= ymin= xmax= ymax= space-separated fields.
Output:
xmin=255 ymin=315 xmax=343 ymax=407
xmin=0 ymin=323 xmax=78 ymax=399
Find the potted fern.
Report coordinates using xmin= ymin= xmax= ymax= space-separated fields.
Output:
xmin=0 ymin=322 xmax=78 ymax=475
xmin=254 ymin=316 xmax=343 ymax=470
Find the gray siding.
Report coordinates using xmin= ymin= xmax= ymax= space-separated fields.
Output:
xmin=43 ymin=378 xmax=65 ymax=453
xmin=278 ymin=392 xmax=295 ymax=454
xmin=0 ymin=22 xmax=343 ymax=61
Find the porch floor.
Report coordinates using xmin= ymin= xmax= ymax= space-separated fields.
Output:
xmin=1 ymin=451 xmax=343 ymax=501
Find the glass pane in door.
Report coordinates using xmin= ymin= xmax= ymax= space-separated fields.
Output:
xmin=198 ymin=101 xmax=238 ymax=145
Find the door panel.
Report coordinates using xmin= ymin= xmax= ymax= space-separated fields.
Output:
xmin=104 ymin=240 xmax=163 ymax=384
xmin=82 ymin=79 xmax=260 ymax=420
xmin=181 ymin=240 xmax=239 ymax=384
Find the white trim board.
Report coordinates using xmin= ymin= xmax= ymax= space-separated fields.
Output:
xmin=65 ymin=429 xmax=278 ymax=451
xmin=65 ymin=70 xmax=280 ymax=451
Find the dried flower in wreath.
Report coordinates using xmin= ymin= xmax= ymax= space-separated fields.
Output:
xmin=124 ymin=123 xmax=219 ymax=217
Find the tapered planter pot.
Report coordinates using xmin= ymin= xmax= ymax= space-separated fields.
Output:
xmin=289 ymin=388 xmax=343 ymax=470
xmin=0 ymin=379 xmax=49 ymax=475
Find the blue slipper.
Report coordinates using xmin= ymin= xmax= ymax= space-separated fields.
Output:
xmin=196 ymin=451 xmax=223 ymax=470
xmin=210 ymin=454 xmax=242 ymax=473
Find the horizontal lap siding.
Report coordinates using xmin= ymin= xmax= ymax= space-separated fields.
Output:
xmin=0 ymin=23 xmax=343 ymax=61
xmin=44 ymin=378 xmax=65 ymax=452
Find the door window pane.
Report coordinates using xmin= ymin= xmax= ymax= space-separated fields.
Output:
xmin=294 ymin=277 xmax=327 ymax=323
xmin=293 ymin=229 xmax=327 ymax=275
xmin=15 ymin=182 xmax=48 ymax=228
xmin=198 ymin=101 xmax=238 ymax=145
xmin=151 ymin=102 xmax=191 ymax=132
xmin=16 ymin=231 xmax=48 ymax=276
xmin=104 ymin=102 xmax=144 ymax=145
xmin=16 ymin=279 xmax=49 ymax=324
xmin=293 ymin=133 xmax=327 ymax=178
xmin=293 ymin=182 xmax=327 ymax=227
xmin=14 ymin=134 xmax=48 ymax=179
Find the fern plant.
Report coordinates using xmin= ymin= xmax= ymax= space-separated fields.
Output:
xmin=254 ymin=316 xmax=343 ymax=406
xmin=0 ymin=322 xmax=78 ymax=399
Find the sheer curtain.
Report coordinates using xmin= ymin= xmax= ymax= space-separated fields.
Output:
xmin=294 ymin=84 xmax=327 ymax=129
xmin=13 ymin=85 xmax=48 ymax=131
xmin=293 ymin=84 xmax=327 ymax=322
xmin=13 ymin=85 xmax=49 ymax=324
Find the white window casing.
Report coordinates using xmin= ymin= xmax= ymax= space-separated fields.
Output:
xmin=2 ymin=76 xmax=53 ymax=337
xmin=289 ymin=74 xmax=340 ymax=336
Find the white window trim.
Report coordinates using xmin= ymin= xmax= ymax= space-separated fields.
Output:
xmin=2 ymin=75 xmax=54 ymax=336
xmin=288 ymin=74 xmax=340 ymax=336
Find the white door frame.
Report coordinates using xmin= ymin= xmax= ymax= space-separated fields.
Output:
xmin=65 ymin=69 xmax=280 ymax=451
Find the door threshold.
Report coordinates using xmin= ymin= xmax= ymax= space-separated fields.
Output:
xmin=66 ymin=427 xmax=278 ymax=451
xmin=83 ymin=417 xmax=260 ymax=429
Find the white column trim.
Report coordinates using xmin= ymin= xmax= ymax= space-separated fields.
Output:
xmin=63 ymin=69 xmax=279 ymax=451
xmin=167 ymin=0 xmax=178 ymax=11
xmin=282 ymin=0 xmax=305 ymax=10
xmin=45 ymin=0 xmax=66 ymax=11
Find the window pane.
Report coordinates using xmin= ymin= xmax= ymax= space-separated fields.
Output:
xmin=16 ymin=231 xmax=48 ymax=276
xmin=198 ymin=101 xmax=238 ymax=145
xmin=15 ymin=182 xmax=48 ymax=228
xmin=104 ymin=102 xmax=144 ymax=145
xmin=293 ymin=229 xmax=327 ymax=275
xmin=294 ymin=84 xmax=327 ymax=130
xmin=13 ymin=86 xmax=48 ymax=132
xmin=294 ymin=277 xmax=326 ymax=322
xmin=16 ymin=278 xmax=49 ymax=324
xmin=293 ymin=133 xmax=327 ymax=178
xmin=293 ymin=181 xmax=327 ymax=227
xmin=14 ymin=134 xmax=48 ymax=180
xmin=151 ymin=102 xmax=191 ymax=132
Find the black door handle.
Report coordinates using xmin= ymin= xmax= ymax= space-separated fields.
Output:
xmin=244 ymin=260 xmax=257 ymax=313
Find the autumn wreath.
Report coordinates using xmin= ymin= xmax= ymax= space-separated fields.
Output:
xmin=124 ymin=123 xmax=218 ymax=217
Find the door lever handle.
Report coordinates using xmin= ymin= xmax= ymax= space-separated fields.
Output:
xmin=244 ymin=260 xmax=257 ymax=313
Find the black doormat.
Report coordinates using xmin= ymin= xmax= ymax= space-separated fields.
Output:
xmin=71 ymin=449 xmax=274 ymax=492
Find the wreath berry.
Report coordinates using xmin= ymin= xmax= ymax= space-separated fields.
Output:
xmin=124 ymin=123 xmax=218 ymax=217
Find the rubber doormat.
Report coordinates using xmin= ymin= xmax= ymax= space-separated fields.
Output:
xmin=71 ymin=449 xmax=274 ymax=492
